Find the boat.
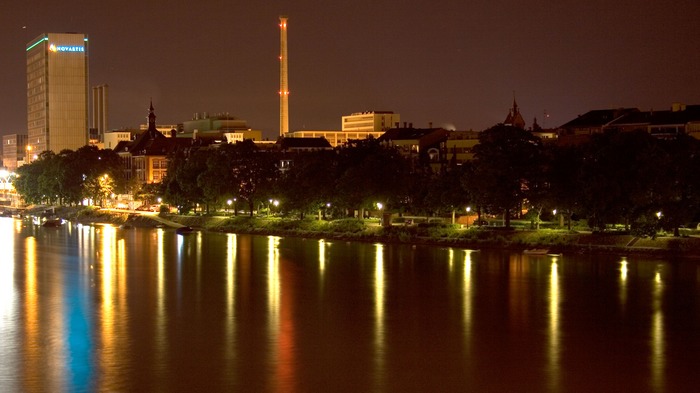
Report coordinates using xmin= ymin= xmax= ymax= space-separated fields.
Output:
xmin=175 ymin=226 xmax=196 ymax=234
xmin=42 ymin=218 xmax=63 ymax=228
xmin=523 ymin=248 xmax=549 ymax=255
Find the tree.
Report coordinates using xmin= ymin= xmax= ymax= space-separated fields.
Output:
xmin=277 ymin=150 xmax=338 ymax=219
xmin=579 ymin=130 xmax=670 ymax=231
xmin=424 ymin=166 xmax=470 ymax=223
xmin=469 ymin=124 xmax=544 ymax=228
xmin=198 ymin=145 xmax=239 ymax=212
xmin=335 ymin=138 xmax=411 ymax=218
xmin=656 ymin=134 xmax=700 ymax=236
xmin=543 ymin=144 xmax=585 ymax=230
xmin=162 ymin=148 xmax=208 ymax=214
xmin=227 ymin=140 xmax=280 ymax=217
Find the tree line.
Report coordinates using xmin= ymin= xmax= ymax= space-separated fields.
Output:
xmin=160 ymin=124 xmax=700 ymax=235
xmin=13 ymin=124 xmax=700 ymax=235
xmin=14 ymin=145 xmax=127 ymax=206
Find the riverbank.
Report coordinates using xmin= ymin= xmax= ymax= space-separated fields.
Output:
xmin=42 ymin=206 xmax=700 ymax=258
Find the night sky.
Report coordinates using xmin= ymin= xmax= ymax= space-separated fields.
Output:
xmin=1 ymin=0 xmax=699 ymax=139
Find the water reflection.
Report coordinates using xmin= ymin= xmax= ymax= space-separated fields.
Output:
xmin=548 ymin=257 xmax=561 ymax=392
xmin=651 ymin=266 xmax=665 ymax=392
xmin=0 ymin=219 xmax=16 ymax=391
xmin=1 ymin=225 xmax=698 ymax=391
xmin=319 ymin=239 xmax=327 ymax=276
xmin=23 ymin=236 xmax=39 ymax=391
xmin=508 ymin=254 xmax=531 ymax=330
xmin=154 ymin=228 xmax=167 ymax=386
xmin=268 ymin=236 xmax=280 ymax=333
xmin=374 ymin=243 xmax=386 ymax=391
xmin=263 ymin=236 xmax=299 ymax=390
xmin=619 ymin=257 xmax=629 ymax=310
xmin=98 ymin=225 xmax=128 ymax=391
xmin=462 ymin=250 xmax=474 ymax=356
xmin=225 ymin=233 xmax=237 ymax=386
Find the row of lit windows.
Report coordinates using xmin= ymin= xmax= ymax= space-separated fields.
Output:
xmin=152 ymin=159 xmax=168 ymax=169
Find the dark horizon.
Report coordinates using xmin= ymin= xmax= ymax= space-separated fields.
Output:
xmin=1 ymin=0 xmax=699 ymax=139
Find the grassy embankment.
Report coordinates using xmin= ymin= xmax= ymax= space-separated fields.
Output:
xmin=53 ymin=206 xmax=700 ymax=257
xmin=164 ymin=214 xmax=700 ymax=257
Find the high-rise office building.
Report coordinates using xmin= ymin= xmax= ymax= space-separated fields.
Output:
xmin=26 ymin=33 xmax=89 ymax=155
xmin=92 ymin=84 xmax=108 ymax=143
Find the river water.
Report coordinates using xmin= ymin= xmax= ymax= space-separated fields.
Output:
xmin=1 ymin=217 xmax=699 ymax=392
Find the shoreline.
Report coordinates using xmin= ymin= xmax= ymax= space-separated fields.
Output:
xmin=43 ymin=206 xmax=700 ymax=259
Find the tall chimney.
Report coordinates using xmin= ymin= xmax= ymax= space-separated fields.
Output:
xmin=279 ymin=16 xmax=290 ymax=137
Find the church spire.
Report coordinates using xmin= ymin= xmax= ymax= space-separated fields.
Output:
xmin=503 ymin=95 xmax=526 ymax=129
xmin=147 ymin=100 xmax=157 ymax=137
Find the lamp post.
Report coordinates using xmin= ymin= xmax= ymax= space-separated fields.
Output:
xmin=466 ymin=206 xmax=471 ymax=228
xmin=227 ymin=199 xmax=232 ymax=214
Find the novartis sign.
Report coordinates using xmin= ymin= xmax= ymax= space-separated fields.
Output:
xmin=49 ymin=44 xmax=84 ymax=52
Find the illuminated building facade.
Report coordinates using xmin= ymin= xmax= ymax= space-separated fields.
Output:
xmin=342 ymin=111 xmax=400 ymax=132
xmin=285 ymin=111 xmax=400 ymax=147
xmin=27 ymin=33 xmax=89 ymax=155
xmin=285 ymin=130 xmax=383 ymax=148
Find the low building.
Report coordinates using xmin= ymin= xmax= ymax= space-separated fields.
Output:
xmin=104 ymin=129 xmax=135 ymax=150
xmin=558 ymin=104 xmax=700 ymax=143
xmin=378 ymin=127 xmax=450 ymax=171
xmin=445 ymin=130 xmax=480 ymax=164
xmin=557 ymin=108 xmax=639 ymax=145
xmin=608 ymin=103 xmax=700 ymax=139
xmin=342 ymin=111 xmax=400 ymax=132
xmin=114 ymin=103 xmax=196 ymax=183
xmin=277 ymin=137 xmax=332 ymax=152
xmin=223 ymin=130 xmax=263 ymax=143
xmin=2 ymin=134 xmax=28 ymax=171
xmin=285 ymin=130 xmax=384 ymax=147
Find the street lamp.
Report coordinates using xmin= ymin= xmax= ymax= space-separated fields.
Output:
xmin=323 ymin=202 xmax=331 ymax=220
xmin=227 ymin=199 xmax=232 ymax=214
xmin=466 ymin=206 xmax=471 ymax=228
